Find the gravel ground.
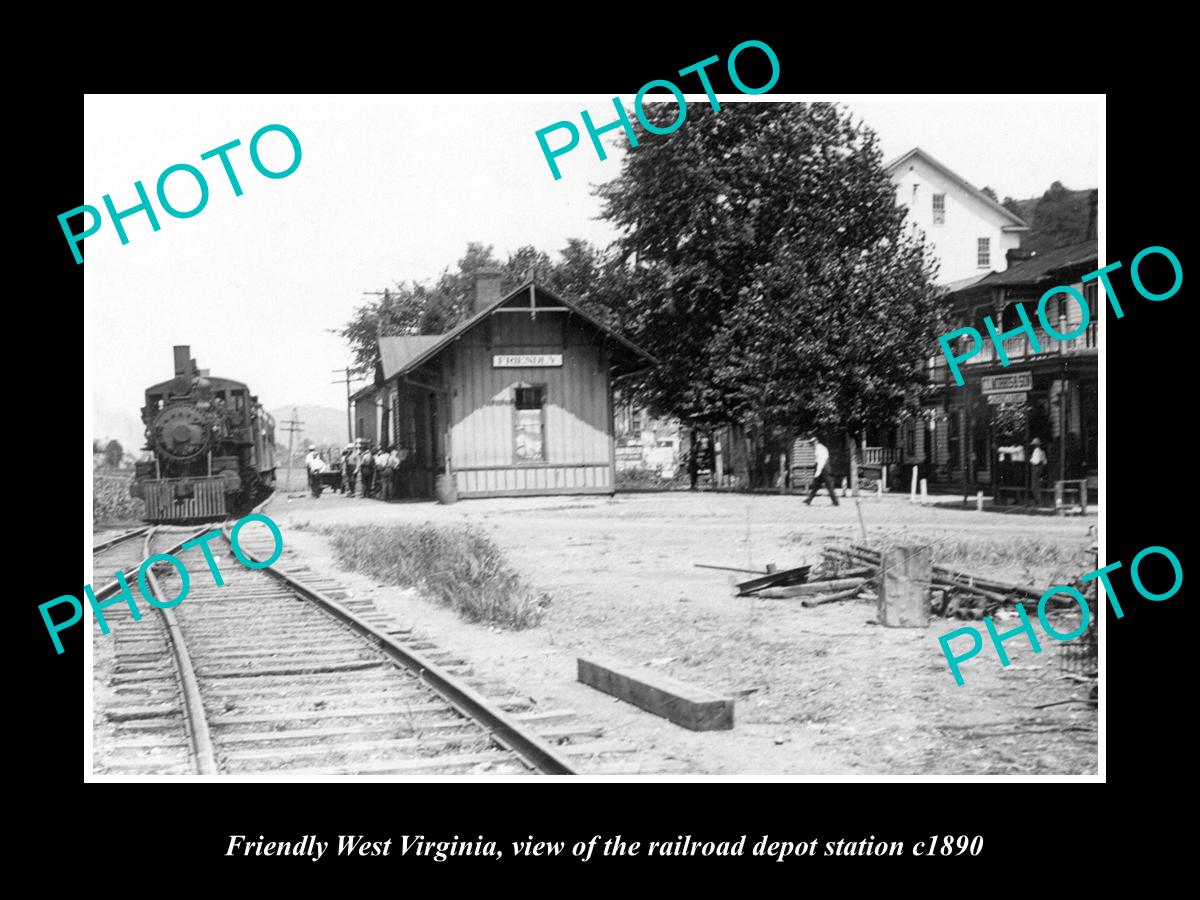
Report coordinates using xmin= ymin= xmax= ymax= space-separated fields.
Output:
xmin=265 ymin=488 xmax=1098 ymax=776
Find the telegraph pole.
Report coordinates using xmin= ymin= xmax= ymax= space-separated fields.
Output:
xmin=281 ymin=408 xmax=305 ymax=491
xmin=332 ymin=367 xmax=365 ymax=444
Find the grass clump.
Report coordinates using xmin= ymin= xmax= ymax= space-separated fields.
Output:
xmin=328 ymin=523 xmax=548 ymax=629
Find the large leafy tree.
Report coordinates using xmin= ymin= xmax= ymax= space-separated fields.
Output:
xmin=593 ymin=102 xmax=944 ymax=457
xmin=339 ymin=240 xmax=615 ymax=371
xmin=337 ymin=243 xmax=502 ymax=370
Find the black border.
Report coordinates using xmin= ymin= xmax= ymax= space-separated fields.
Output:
xmin=29 ymin=30 xmax=1187 ymax=879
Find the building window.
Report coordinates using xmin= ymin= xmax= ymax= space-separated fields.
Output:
xmin=932 ymin=193 xmax=945 ymax=225
xmin=513 ymin=384 xmax=546 ymax=462
xmin=977 ymin=237 xmax=990 ymax=268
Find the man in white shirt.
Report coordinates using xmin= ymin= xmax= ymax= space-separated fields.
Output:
xmin=803 ymin=435 xmax=839 ymax=506
xmin=376 ymin=446 xmax=394 ymax=501
xmin=305 ymin=448 xmax=328 ymax=498
xmin=1029 ymin=437 xmax=1048 ymax=489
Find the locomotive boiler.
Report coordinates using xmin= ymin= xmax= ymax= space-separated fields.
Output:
xmin=132 ymin=345 xmax=276 ymax=522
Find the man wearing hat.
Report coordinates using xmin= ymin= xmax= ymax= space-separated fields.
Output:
xmin=1029 ymin=437 xmax=1048 ymax=490
xmin=803 ymin=435 xmax=839 ymax=506
xmin=342 ymin=444 xmax=358 ymax=496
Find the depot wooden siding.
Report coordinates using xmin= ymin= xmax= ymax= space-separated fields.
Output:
xmin=449 ymin=310 xmax=614 ymax=497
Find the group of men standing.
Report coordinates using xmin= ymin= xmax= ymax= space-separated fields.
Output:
xmin=305 ymin=443 xmax=408 ymax=500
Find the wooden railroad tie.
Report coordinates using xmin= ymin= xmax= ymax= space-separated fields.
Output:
xmin=576 ymin=656 xmax=734 ymax=731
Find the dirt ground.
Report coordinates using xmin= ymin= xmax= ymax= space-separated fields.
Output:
xmin=266 ymin=487 xmax=1099 ymax=777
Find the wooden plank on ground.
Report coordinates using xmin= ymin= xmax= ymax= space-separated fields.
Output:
xmin=577 ymin=656 xmax=733 ymax=731
xmin=735 ymin=565 xmax=811 ymax=595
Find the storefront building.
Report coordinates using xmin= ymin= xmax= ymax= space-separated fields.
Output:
xmin=908 ymin=240 xmax=1098 ymax=500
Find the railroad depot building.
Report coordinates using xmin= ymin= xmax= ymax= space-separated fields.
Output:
xmin=351 ymin=272 xmax=656 ymax=499
xmin=908 ymin=239 xmax=1099 ymax=500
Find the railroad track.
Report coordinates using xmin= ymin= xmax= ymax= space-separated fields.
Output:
xmin=91 ymin=527 xmax=151 ymax=594
xmin=94 ymin=511 xmax=647 ymax=776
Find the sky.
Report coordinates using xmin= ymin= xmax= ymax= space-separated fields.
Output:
xmin=85 ymin=95 xmax=1099 ymax=450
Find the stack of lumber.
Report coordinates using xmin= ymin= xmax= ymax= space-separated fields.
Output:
xmin=822 ymin=543 xmax=1042 ymax=619
xmin=737 ymin=564 xmax=875 ymax=608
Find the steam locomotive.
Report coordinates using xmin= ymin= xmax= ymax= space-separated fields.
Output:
xmin=132 ymin=345 xmax=276 ymax=522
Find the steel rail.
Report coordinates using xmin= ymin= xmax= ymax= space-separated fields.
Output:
xmin=92 ymin=526 xmax=151 ymax=555
xmin=91 ymin=525 xmax=212 ymax=601
xmin=141 ymin=528 xmax=219 ymax=775
xmin=219 ymin=520 xmax=578 ymax=776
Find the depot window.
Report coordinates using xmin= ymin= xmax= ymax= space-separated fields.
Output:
xmin=977 ymin=237 xmax=990 ymax=268
xmin=932 ymin=193 xmax=945 ymax=225
xmin=513 ymin=385 xmax=546 ymax=463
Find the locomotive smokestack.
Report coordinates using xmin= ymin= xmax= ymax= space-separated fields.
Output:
xmin=173 ymin=345 xmax=191 ymax=376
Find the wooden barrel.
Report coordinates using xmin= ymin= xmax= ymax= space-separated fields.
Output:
xmin=434 ymin=473 xmax=458 ymax=505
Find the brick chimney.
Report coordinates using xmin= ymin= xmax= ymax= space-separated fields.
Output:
xmin=473 ymin=268 xmax=504 ymax=315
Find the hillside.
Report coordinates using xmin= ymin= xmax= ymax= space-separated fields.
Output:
xmin=269 ymin=405 xmax=349 ymax=453
xmin=1007 ymin=183 xmax=1097 ymax=255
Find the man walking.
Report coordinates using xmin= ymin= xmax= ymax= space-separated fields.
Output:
xmin=804 ymin=435 xmax=839 ymax=506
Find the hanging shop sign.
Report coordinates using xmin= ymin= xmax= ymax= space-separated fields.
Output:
xmin=985 ymin=391 xmax=1028 ymax=405
xmin=981 ymin=372 xmax=1033 ymax=394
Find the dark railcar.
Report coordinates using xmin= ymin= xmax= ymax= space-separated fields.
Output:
xmin=131 ymin=345 xmax=276 ymax=522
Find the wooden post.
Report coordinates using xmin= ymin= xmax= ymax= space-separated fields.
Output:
xmin=847 ymin=432 xmax=860 ymax=498
xmin=877 ymin=481 xmax=883 ymax=499
xmin=1078 ymin=478 xmax=1088 ymax=515
xmin=976 ymin=490 xmax=984 ymax=512
xmin=882 ymin=463 xmax=888 ymax=492
xmin=878 ymin=545 xmax=931 ymax=627
xmin=920 ymin=478 xmax=929 ymax=503
xmin=963 ymin=399 xmax=971 ymax=505
xmin=778 ymin=449 xmax=786 ymax=494
xmin=910 ymin=465 xmax=918 ymax=502
xmin=841 ymin=477 xmax=848 ymax=498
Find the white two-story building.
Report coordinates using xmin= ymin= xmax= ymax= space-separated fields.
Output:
xmin=886 ymin=147 xmax=1029 ymax=284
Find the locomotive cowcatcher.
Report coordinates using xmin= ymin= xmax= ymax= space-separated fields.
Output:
xmin=132 ymin=345 xmax=276 ymax=522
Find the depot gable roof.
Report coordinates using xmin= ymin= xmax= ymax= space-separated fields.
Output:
xmin=372 ymin=281 xmax=658 ymax=382
xmin=379 ymin=335 xmax=443 ymax=381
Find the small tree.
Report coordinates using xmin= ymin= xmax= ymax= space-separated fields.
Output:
xmin=104 ymin=439 xmax=124 ymax=469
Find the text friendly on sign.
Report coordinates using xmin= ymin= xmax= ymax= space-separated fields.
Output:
xmin=493 ymin=355 xmax=563 ymax=367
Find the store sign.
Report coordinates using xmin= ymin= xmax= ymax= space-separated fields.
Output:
xmin=493 ymin=354 xmax=563 ymax=368
xmin=981 ymin=372 xmax=1032 ymax=393
xmin=986 ymin=391 xmax=1028 ymax=406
